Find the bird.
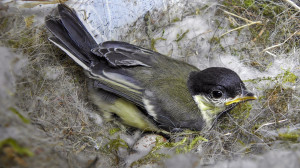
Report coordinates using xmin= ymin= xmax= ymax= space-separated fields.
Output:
xmin=45 ymin=4 xmax=256 ymax=133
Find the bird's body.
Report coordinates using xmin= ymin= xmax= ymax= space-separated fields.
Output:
xmin=88 ymin=42 xmax=204 ymax=131
xmin=45 ymin=4 xmax=256 ymax=133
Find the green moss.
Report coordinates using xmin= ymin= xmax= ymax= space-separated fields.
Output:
xmin=175 ymin=29 xmax=189 ymax=42
xmin=249 ymin=25 xmax=270 ymax=44
xmin=3 ymin=26 xmax=50 ymax=55
xmin=244 ymin=0 xmax=254 ymax=8
xmin=230 ymin=103 xmax=252 ymax=120
xmin=172 ymin=17 xmax=180 ymax=23
xmin=131 ymin=152 xmax=169 ymax=167
xmin=8 ymin=107 xmax=30 ymax=124
xmin=175 ymin=136 xmax=208 ymax=154
xmin=222 ymin=0 xmax=298 ymax=53
xmin=131 ymin=135 xmax=207 ymax=166
xmin=282 ymin=70 xmax=297 ymax=84
xmin=209 ymin=37 xmax=221 ymax=44
xmin=0 ymin=17 xmax=9 ymax=32
xmin=209 ymin=36 xmax=226 ymax=51
xmin=143 ymin=11 xmax=157 ymax=38
xmin=24 ymin=15 xmax=35 ymax=28
xmin=244 ymin=69 xmax=297 ymax=85
xmin=218 ymin=102 xmax=253 ymax=130
xmin=103 ymin=137 xmax=128 ymax=153
xmin=109 ymin=128 xmax=121 ymax=135
xmin=130 ymin=136 xmax=170 ymax=166
xmin=223 ymin=0 xmax=249 ymax=9
xmin=278 ymin=132 xmax=300 ymax=142
xmin=228 ymin=22 xmax=242 ymax=36
xmin=237 ymin=139 xmax=251 ymax=153
xmin=0 ymin=138 xmax=33 ymax=157
xmin=229 ymin=23 xmax=237 ymax=29
xmin=261 ymin=4 xmax=284 ymax=18
xmin=264 ymin=84 xmax=293 ymax=114
xmin=151 ymin=37 xmax=166 ymax=51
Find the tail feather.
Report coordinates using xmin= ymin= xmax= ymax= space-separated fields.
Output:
xmin=45 ymin=4 xmax=98 ymax=69
xmin=48 ymin=36 xmax=90 ymax=70
xmin=57 ymin=4 xmax=97 ymax=56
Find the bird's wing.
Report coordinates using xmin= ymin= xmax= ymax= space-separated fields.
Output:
xmin=91 ymin=41 xmax=159 ymax=67
xmin=87 ymin=41 xmax=169 ymax=108
xmin=88 ymin=60 xmax=147 ymax=107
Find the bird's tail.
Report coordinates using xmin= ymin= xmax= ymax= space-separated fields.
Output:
xmin=45 ymin=4 xmax=98 ymax=70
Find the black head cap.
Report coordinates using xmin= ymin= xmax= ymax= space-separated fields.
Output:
xmin=188 ymin=67 xmax=246 ymax=98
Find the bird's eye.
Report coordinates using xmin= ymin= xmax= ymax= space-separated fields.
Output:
xmin=211 ymin=90 xmax=223 ymax=99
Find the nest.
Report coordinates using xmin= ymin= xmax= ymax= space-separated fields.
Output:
xmin=0 ymin=0 xmax=299 ymax=167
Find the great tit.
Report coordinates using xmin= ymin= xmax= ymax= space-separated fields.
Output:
xmin=45 ymin=4 xmax=256 ymax=133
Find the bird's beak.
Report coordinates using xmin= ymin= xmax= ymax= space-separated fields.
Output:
xmin=225 ymin=90 xmax=257 ymax=106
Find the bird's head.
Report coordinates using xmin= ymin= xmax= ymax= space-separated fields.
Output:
xmin=187 ymin=67 xmax=256 ymax=126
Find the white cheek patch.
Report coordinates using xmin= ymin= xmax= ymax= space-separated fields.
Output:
xmin=193 ymin=95 xmax=226 ymax=126
xmin=193 ymin=95 xmax=212 ymax=124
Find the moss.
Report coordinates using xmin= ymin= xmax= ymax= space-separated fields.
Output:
xmin=2 ymin=23 xmax=50 ymax=56
xmin=143 ymin=11 xmax=155 ymax=38
xmin=151 ymin=37 xmax=166 ymax=51
xmin=24 ymin=15 xmax=35 ymax=28
xmin=244 ymin=69 xmax=297 ymax=85
xmin=8 ymin=107 xmax=30 ymax=124
xmin=131 ymin=136 xmax=170 ymax=166
xmin=282 ymin=70 xmax=297 ymax=84
xmin=230 ymin=103 xmax=252 ymax=120
xmin=0 ymin=138 xmax=33 ymax=167
xmin=209 ymin=36 xmax=225 ymax=52
xmin=278 ymin=132 xmax=300 ymax=142
xmin=175 ymin=136 xmax=208 ymax=154
xmin=264 ymin=85 xmax=293 ymax=114
xmin=244 ymin=68 xmax=297 ymax=136
xmin=261 ymin=3 xmax=285 ymax=18
xmin=131 ymin=135 xmax=207 ymax=166
xmin=109 ymin=128 xmax=121 ymax=135
xmin=244 ymin=0 xmax=254 ymax=8
xmin=131 ymin=152 xmax=169 ymax=167
xmin=172 ymin=17 xmax=180 ymax=23
xmin=0 ymin=138 xmax=33 ymax=156
xmin=218 ymin=102 xmax=252 ymax=131
xmin=237 ymin=139 xmax=251 ymax=153
xmin=249 ymin=25 xmax=271 ymax=45
xmin=222 ymin=0 xmax=298 ymax=53
xmin=175 ymin=29 xmax=189 ymax=42
xmin=209 ymin=37 xmax=221 ymax=44
xmin=103 ymin=137 xmax=129 ymax=153
xmin=0 ymin=17 xmax=9 ymax=32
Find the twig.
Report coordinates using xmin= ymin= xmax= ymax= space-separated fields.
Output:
xmin=220 ymin=21 xmax=262 ymax=37
xmin=262 ymin=31 xmax=299 ymax=52
xmin=254 ymin=119 xmax=288 ymax=133
xmin=284 ymin=0 xmax=300 ymax=11
xmin=222 ymin=10 xmax=253 ymax=23
xmin=265 ymin=51 xmax=277 ymax=57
